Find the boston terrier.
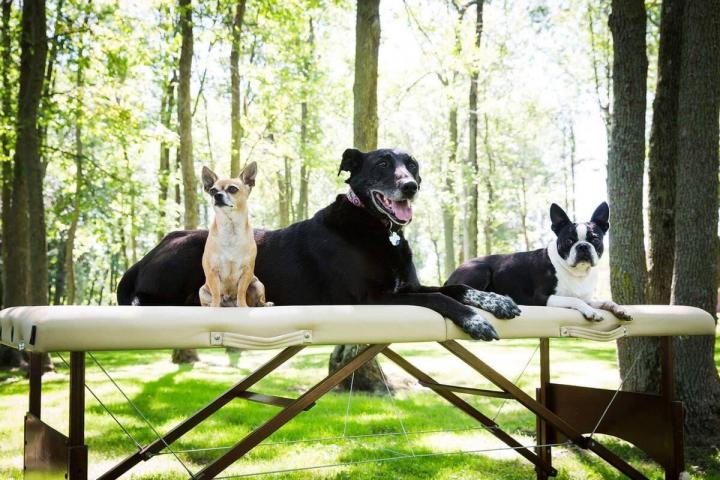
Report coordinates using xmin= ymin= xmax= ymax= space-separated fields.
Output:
xmin=445 ymin=202 xmax=632 ymax=321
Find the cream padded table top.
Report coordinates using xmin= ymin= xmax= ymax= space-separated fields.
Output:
xmin=0 ymin=304 xmax=715 ymax=353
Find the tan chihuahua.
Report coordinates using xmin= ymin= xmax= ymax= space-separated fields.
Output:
xmin=199 ymin=163 xmax=271 ymax=308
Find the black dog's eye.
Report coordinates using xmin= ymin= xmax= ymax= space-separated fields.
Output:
xmin=407 ymin=161 xmax=418 ymax=172
xmin=227 ymin=186 xmax=239 ymax=194
xmin=209 ymin=187 xmax=218 ymax=195
xmin=376 ymin=161 xmax=389 ymax=169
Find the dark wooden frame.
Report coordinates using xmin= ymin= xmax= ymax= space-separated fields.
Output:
xmin=23 ymin=337 xmax=684 ymax=480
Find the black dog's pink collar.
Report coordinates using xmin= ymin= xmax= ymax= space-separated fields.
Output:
xmin=346 ymin=188 xmax=364 ymax=208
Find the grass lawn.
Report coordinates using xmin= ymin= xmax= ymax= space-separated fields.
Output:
xmin=2 ymin=333 xmax=719 ymax=479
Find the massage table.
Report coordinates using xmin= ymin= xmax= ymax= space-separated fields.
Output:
xmin=0 ymin=304 xmax=714 ymax=479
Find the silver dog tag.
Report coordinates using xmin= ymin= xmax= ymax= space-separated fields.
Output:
xmin=389 ymin=231 xmax=401 ymax=246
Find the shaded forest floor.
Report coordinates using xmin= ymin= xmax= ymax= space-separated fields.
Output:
xmin=1 ymin=332 xmax=719 ymax=479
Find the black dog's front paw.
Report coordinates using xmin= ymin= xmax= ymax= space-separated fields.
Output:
xmin=461 ymin=289 xmax=521 ymax=319
xmin=462 ymin=313 xmax=500 ymax=341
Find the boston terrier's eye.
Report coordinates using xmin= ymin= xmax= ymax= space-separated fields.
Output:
xmin=226 ymin=185 xmax=239 ymax=194
xmin=209 ymin=187 xmax=218 ymax=195
xmin=566 ymin=238 xmax=574 ymax=246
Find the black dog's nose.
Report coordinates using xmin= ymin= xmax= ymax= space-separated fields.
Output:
xmin=400 ymin=181 xmax=418 ymax=197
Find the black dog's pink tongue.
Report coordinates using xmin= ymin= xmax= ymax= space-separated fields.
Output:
xmin=391 ymin=200 xmax=412 ymax=222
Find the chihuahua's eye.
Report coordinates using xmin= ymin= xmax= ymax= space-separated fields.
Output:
xmin=226 ymin=186 xmax=239 ymax=194
xmin=209 ymin=187 xmax=218 ymax=195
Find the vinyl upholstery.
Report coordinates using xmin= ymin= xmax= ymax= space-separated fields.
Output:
xmin=0 ymin=304 xmax=714 ymax=353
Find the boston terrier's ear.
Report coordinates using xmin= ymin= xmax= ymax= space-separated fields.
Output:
xmin=338 ymin=148 xmax=364 ymax=177
xmin=202 ymin=166 xmax=218 ymax=193
xmin=550 ymin=203 xmax=571 ymax=235
xmin=591 ymin=201 xmax=610 ymax=233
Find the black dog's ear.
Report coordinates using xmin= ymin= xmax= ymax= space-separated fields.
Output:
xmin=550 ymin=203 xmax=571 ymax=234
xmin=338 ymin=148 xmax=364 ymax=176
xmin=591 ymin=201 xmax=610 ymax=233
xmin=202 ymin=166 xmax=218 ymax=192
xmin=240 ymin=161 xmax=257 ymax=187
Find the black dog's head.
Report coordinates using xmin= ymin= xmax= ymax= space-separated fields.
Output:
xmin=339 ymin=148 xmax=421 ymax=226
xmin=550 ymin=202 xmax=609 ymax=268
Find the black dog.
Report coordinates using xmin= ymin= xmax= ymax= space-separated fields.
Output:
xmin=446 ymin=202 xmax=631 ymax=321
xmin=118 ymin=148 xmax=520 ymax=340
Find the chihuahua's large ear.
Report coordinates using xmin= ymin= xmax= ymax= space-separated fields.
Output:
xmin=338 ymin=148 xmax=364 ymax=177
xmin=202 ymin=166 xmax=218 ymax=192
xmin=550 ymin=203 xmax=571 ymax=235
xmin=240 ymin=161 xmax=257 ymax=187
xmin=591 ymin=201 xmax=610 ymax=233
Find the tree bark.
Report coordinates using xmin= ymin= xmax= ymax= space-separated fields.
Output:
xmin=352 ymin=0 xmax=379 ymax=151
xmin=620 ymin=0 xmax=684 ymax=395
xmin=331 ymin=0 xmax=385 ymax=392
xmin=177 ymin=0 xmax=198 ymax=231
xmin=608 ymin=0 xmax=649 ymax=390
xmin=463 ymin=0 xmax=484 ymax=259
xmin=648 ymin=0 xmax=682 ymax=306
xmin=296 ymin=19 xmax=315 ymax=222
xmin=25 ymin=0 xmax=49 ymax=307
xmin=64 ymin=50 xmax=83 ymax=305
xmin=174 ymin=0 xmax=198 ymax=364
xmin=158 ymin=71 xmax=176 ymax=240
xmin=481 ymin=113 xmax=494 ymax=255
xmin=671 ymin=0 xmax=720 ymax=444
xmin=442 ymin=106 xmax=457 ymax=279
xmin=0 ymin=0 xmax=20 ymax=368
xmin=229 ymin=0 xmax=246 ymax=177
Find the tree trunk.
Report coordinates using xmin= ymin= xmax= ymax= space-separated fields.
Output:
xmin=0 ymin=0 xmax=19 ymax=368
xmin=25 ymin=0 xmax=49 ymax=307
xmin=671 ymin=0 xmax=720 ymax=444
xmin=352 ymin=0 xmax=379 ymax=151
xmin=648 ymin=0 xmax=682 ymax=307
xmin=64 ymin=52 xmax=83 ymax=305
xmin=329 ymin=345 xmax=391 ymax=393
xmin=296 ymin=20 xmax=315 ymax=222
xmin=229 ymin=0 xmax=246 ymax=177
xmin=463 ymin=0 xmax=484 ymax=260
xmin=620 ymin=0 xmax=684 ymax=395
xmin=177 ymin=0 xmax=198 ymax=231
xmin=331 ymin=0 xmax=384 ymax=392
xmin=519 ymin=177 xmax=530 ymax=251
xmin=158 ymin=71 xmax=176 ymax=240
xmin=442 ymin=106 xmax=457 ymax=279
xmin=481 ymin=113 xmax=494 ymax=255
xmin=297 ymin=101 xmax=310 ymax=222
xmin=7 ymin=0 xmax=45 ymax=300
xmin=173 ymin=0 xmax=198 ymax=365
xmin=608 ymin=0 xmax=649 ymax=390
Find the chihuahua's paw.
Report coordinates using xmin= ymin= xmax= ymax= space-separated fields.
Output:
xmin=462 ymin=313 xmax=500 ymax=341
xmin=462 ymin=289 xmax=520 ymax=319
xmin=264 ymin=301 xmax=275 ymax=307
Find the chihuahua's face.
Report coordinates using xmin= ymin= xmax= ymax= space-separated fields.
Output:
xmin=201 ymin=162 xmax=257 ymax=212
xmin=550 ymin=202 xmax=609 ymax=269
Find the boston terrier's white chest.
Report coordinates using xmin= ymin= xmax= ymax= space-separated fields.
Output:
xmin=547 ymin=241 xmax=598 ymax=301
